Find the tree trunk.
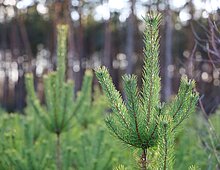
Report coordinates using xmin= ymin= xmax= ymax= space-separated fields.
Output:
xmin=11 ymin=16 xmax=26 ymax=111
xmin=17 ymin=14 xmax=33 ymax=61
xmin=126 ymin=0 xmax=135 ymax=74
xmin=56 ymin=133 xmax=62 ymax=170
xmin=1 ymin=13 xmax=8 ymax=110
xmin=75 ymin=0 xmax=84 ymax=92
xmin=65 ymin=0 xmax=75 ymax=80
xmin=163 ymin=1 xmax=173 ymax=101
xmin=141 ymin=149 xmax=147 ymax=170
xmin=103 ymin=19 xmax=112 ymax=70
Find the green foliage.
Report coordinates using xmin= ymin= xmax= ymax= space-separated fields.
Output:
xmin=188 ymin=165 xmax=200 ymax=170
xmin=24 ymin=24 xmax=107 ymax=170
xmin=25 ymin=25 xmax=80 ymax=134
xmin=0 ymin=12 xmax=206 ymax=170
xmin=114 ymin=165 xmax=128 ymax=170
xmin=163 ymin=77 xmax=198 ymax=131
xmin=21 ymin=23 xmax=127 ymax=170
xmin=72 ymin=129 xmax=113 ymax=170
xmin=0 ymin=86 xmax=122 ymax=170
xmin=173 ymin=109 xmax=220 ymax=169
xmin=197 ymin=110 xmax=220 ymax=169
xmin=0 ymin=113 xmax=54 ymax=170
xmin=0 ymin=109 xmax=124 ymax=170
xmin=174 ymin=113 xmax=207 ymax=169
xmin=157 ymin=115 xmax=175 ymax=170
xmin=0 ymin=20 xmax=140 ymax=170
xmin=75 ymin=79 xmax=108 ymax=129
xmin=0 ymin=107 xmax=6 ymax=115
xmin=95 ymin=13 xmax=199 ymax=169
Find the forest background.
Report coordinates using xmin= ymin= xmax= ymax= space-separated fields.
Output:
xmin=0 ymin=0 xmax=220 ymax=114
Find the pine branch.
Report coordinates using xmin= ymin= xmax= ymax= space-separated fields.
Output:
xmin=123 ymin=75 xmax=142 ymax=143
xmin=95 ymin=12 xmax=199 ymax=170
xmin=188 ymin=165 xmax=200 ymax=170
xmin=163 ymin=77 xmax=199 ymax=131
xmin=141 ymin=14 xmax=161 ymax=127
xmin=114 ymin=165 xmax=128 ymax=170
xmin=65 ymin=70 xmax=93 ymax=129
xmin=95 ymin=67 xmax=131 ymax=133
xmin=25 ymin=74 xmax=51 ymax=131
xmin=60 ymin=80 xmax=74 ymax=130
xmin=158 ymin=115 xmax=174 ymax=170
xmin=57 ymin=25 xmax=68 ymax=84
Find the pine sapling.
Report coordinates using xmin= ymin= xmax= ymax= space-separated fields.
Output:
xmin=95 ymin=13 xmax=198 ymax=170
xmin=25 ymin=25 xmax=93 ymax=170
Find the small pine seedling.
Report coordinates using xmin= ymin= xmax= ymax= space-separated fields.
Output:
xmin=95 ymin=13 xmax=199 ymax=170
xmin=25 ymin=25 xmax=93 ymax=170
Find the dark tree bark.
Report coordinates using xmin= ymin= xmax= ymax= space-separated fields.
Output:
xmin=186 ymin=0 xmax=195 ymax=79
xmin=52 ymin=1 xmax=63 ymax=68
xmin=17 ymin=14 xmax=33 ymax=61
xmin=1 ymin=12 xmax=9 ymax=110
xmin=75 ymin=0 xmax=85 ymax=92
xmin=11 ymin=16 xmax=26 ymax=111
xmin=103 ymin=17 xmax=112 ymax=70
xmin=163 ymin=2 xmax=173 ymax=101
xmin=126 ymin=0 xmax=135 ymax=74
xmin=65 ymin=0 xmax=76 ymax=80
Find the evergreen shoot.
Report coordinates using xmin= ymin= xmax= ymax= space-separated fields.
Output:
xmin=72 ymin=129 xmax=113 ymax=170
xmin=25 ymin=25 xmax=93 ymax=170
xmin=95 ymin=13 xmax=199 ymax=170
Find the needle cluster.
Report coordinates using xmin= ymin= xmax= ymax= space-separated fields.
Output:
xmin=95 ymin=13 xmax=199 ymax=169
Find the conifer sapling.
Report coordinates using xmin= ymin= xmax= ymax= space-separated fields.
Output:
xmin=25 ymin=25 xmax=93 ymax=170
xmin=95 ymin=13 xmax=198 ymax=170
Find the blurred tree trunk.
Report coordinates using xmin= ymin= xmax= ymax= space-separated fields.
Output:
xmin=15 ymin=67 xmax=25 ymax=111
xmin=11 ymin=16 xmax=26 ymax=111
xmin=1 ymin=13 xmax=8 ymax=109
xmin=126 ymin=0 xmax=135 ymax=74
xmin=162 ymin=1 xmax=173 ymax=101
xmin=17 ymin=9 xmax=34 ymax=111
xmin=17 ymin=13 xmax=33 ymax=61
xmin=51 ymin=0 xmax=66 ymax=69
xmin=64 ymin=0 xmax=76 ymax=80
xmin=103 ymin=1 xmax=112 ymax=71
xmin=187 ymin=0 xmax=195 ymax=79
xmin=51 ymin=0 xmax=76 ymax=79
xmin=52 ymin=1 xmax=62 ymax=68
xmin=75 ymin=0 xmax=84 ymax=91
xmin=10 ymin=19 xmax=19 ymax=60
xmin=103 ymin=19 xmax=112 ymax=77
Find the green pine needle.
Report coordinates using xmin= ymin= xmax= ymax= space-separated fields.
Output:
xmin=95 ymin=12 xmax=199 ymax=170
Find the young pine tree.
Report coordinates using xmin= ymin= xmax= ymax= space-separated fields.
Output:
xmin=25 ymin=25 xmax=93 ymax=170
xmin=95 ymin=13 xmax=199 ymax=170
xmin=0 ymin=112 xmax=54 ymax=170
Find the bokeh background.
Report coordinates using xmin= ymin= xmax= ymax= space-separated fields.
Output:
xmin=0 ymin=0 xmax=220 ymax=113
